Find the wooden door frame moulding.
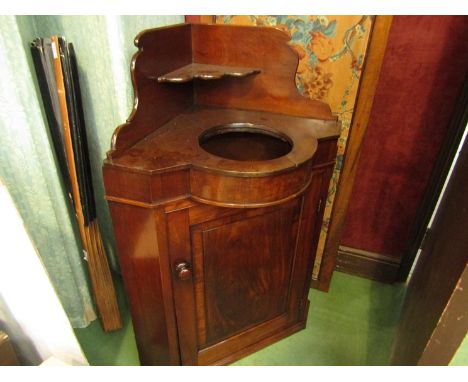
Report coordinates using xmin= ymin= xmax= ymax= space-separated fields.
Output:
xmin=311 ymin=16 xmax=394 ymax=292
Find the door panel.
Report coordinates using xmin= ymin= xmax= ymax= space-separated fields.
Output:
xmin=192 ymin=203 xmax=300 ymax=347
xmin=167 ymin=198 xmax=303 ymax=365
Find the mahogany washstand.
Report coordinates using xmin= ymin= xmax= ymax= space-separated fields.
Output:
xmin=103 ymin=23 xmax=340 ymax=365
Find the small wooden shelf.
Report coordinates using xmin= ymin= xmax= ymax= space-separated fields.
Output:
xmin=157 ymin=63 xmax=261 ymax=83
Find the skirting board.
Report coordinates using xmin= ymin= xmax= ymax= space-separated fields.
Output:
xmin=336 ymin=246 xmax=401 ymax=283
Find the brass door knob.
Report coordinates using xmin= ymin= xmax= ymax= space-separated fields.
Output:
xmin=175 ymin=262 xmax=191 ymax=281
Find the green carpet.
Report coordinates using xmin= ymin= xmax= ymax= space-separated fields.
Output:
xmin=74 ymin=272 xmax=406 ymax=366
xmin=450 ymin=335 xmax=468 ymax=366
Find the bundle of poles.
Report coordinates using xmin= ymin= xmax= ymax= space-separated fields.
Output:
xmin=30 ymin=36 xmax=122 ymax=332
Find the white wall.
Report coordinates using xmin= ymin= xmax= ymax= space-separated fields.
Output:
xmin=0 ymin=180 xmax=88 ymax=365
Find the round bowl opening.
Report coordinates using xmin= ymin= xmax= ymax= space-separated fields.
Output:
xmin=199 ymin=123 xmax=293 ymax=161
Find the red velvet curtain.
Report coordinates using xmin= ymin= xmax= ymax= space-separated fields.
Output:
xmin=341 ymin=16 xmax=468 ymax=259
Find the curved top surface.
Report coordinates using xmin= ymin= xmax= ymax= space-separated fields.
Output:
xmin=105 ymin=106 xmax=340 ymax=177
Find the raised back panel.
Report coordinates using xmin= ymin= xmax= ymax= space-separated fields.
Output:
xmin=109 ymin=24 xmax=193 ymax=158
xmin=192 ymin=24 xmax=334 ymax=120
xmin=109 ymin=23 xmax=336 ymax=158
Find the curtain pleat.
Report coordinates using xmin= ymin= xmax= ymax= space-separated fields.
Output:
xmin=0 ymin=15 xmax=183 ymax=327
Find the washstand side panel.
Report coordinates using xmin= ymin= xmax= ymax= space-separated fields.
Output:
xmin=107 ymin=201 xmax=180 ymax=365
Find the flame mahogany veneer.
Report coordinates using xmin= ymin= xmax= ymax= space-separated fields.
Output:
xmin=103 ymin=23 xmax=340 ymax=365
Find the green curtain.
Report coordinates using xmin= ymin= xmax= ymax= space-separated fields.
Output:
xmin=0 ymin=15 xmax=183 ymax=328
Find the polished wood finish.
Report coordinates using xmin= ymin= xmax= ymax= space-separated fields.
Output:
xmin=189 ymin=163 xmax=312 ymax=207
xmin=105 ymin=121 xmax=338 ymax=364
xmin=391 ymin=124 xmax=468 ymax=366
xmin=157 ymin=63 xmax=260 ymax=83
xmin=110 ymin=24 xmax=193 ymax=157
xmin=104 ymin=24 xmax=339 ymax=365
xmin=107 ymin=161 xmax=335 ymax=365
xmin=109 ymin=24 xmax=336 ymax=159
xmin=192 ymin=24 xmax=334 ymax=120
xmin=199 ymin=207 xmax=298 ymax=345
xmin=105 ymin=107 xmax=338 ymax=208
xmin=312 ymin=16 xmax=393 ymax=291
xmin=107 ymin=203 xmax=180 ymax=364
xmin=51 ymin=37 xmax=122 ymax=331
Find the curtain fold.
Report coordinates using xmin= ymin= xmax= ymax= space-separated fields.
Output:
xmin=0 ymin=15 xmax=183 ymax=328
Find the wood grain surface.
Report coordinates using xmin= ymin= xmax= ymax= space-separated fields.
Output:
xmin=109 ymin=23 xmax=336 ymax=158
xmin=104 ymin=23 xmax=339 ymax=365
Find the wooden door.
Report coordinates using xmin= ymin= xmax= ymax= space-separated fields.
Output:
xmin=390 ymin=127 xmax=468 ymax=365
xmin=165 ymin=196 xmax=319 ymax=365
xmin=398 ymin=76 xmax=468 ymax=281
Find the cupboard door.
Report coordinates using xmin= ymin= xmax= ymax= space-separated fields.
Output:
xmin=166 ymin=199 xmax=306 ymax=365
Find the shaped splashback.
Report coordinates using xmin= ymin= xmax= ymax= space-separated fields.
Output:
xmin=109 ymin=23 xmax=335 ymax=159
